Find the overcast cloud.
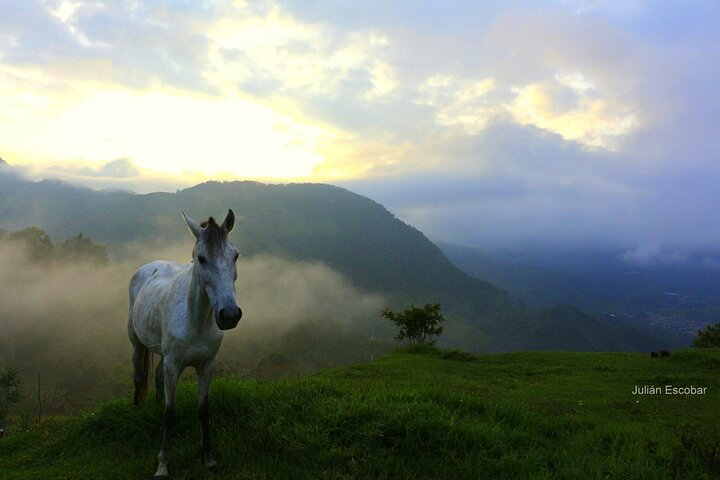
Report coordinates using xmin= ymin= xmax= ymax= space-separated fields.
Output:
xmin=0 ymin=1 xmax=718 ymax=264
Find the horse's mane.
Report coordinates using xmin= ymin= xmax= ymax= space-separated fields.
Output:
xmin=199 ymin=216 xmax=227 ymax=254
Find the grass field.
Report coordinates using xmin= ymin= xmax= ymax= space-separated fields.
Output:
xmin=1 ymin=346 xmax=719 ymax=479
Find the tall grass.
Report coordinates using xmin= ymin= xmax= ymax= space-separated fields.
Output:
xmin=1 ymin=349 xmax=719 ymax=479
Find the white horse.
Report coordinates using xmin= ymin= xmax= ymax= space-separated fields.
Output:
xmin=128 ymin=210 xmax=242 ymax=480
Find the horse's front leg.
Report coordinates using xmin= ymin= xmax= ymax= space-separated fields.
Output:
xmin=197 ymin=360 xmax=218 ymax=468
xmin=154 ymin=359 xmax=180 ymax=480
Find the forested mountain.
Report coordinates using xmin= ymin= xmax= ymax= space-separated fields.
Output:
xmin=0 ymin=166 xmax=662 ymax=352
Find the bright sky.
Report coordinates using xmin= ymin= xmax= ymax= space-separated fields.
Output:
xmin=1 ymin=1 xmax=719 ymax=261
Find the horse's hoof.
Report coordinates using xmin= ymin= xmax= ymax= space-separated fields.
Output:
xmin=201 ymin=452 xmax=218 ymax=468
xmin=154 ymin=467 xmax=170 ymax=479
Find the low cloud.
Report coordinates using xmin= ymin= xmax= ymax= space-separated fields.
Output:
xmin=0 ymin=239 xmax=385 ymax=409
xmin=235 ymin=255 xmax=385 ymax=328
xmin=46 ymin=158 xmax=141 ymax=179
xmin=95 ymin=158 xmax=141 ymax=178
xmin=3 ymin=158 xmax=195 ymax=193
xmin=618 ymin=244 xmax=720 ymax=270
xmin=619 ymin=244 xmax=691 ymax=268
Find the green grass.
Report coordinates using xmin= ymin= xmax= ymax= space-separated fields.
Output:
xmin=2 ymin=348 xmax=720 ymax=479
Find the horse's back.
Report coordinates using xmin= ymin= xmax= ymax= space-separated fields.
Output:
xmin=130 ymin=261 xmax=184 ymax=301
xmin=129 ymin=260 xmax=185 ymax=349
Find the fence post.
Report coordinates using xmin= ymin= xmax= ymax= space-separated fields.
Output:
xmin=37 ymin=371 xmax=42 ymax=426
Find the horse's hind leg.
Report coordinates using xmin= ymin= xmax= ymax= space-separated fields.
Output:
xmin=155 ymin=356 xmax=164 ymax=402
xmin=128 ymin=315 xmax=150 ymax=406
xmin=131 ymin=344 xmax=149 ymax=406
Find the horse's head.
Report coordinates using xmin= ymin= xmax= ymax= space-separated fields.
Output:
xmin=183 ymin=209 xmax=242 ymax=330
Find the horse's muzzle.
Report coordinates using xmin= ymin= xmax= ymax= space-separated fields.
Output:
xmin=217 ymin=306 xmax=242 ymax=330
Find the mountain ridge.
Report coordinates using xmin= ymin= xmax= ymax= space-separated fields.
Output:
xmin=0 ymin=169 xmax=661 ymax=352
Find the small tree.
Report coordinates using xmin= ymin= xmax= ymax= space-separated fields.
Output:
xmin=0 ymin=368 xmax=21 ymax=426
xmin=56 ymin=233 xmax=109 ymax=264
xmin=693 ymin=322 xmax=720 ymax=348
xmin=382 ymin=303 xmax=445 ymax=345
xmin=7 ymin=227 xmax=53 ymax=261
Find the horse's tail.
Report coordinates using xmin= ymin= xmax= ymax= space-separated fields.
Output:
xmin=139 ymin=348 xmax=150 ymax=401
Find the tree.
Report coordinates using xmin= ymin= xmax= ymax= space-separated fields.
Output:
xmin=56 ymin=233 xmax=108 ymax=264
xmin=7 ymin=227 xmax=53 ymax=260
xmin=693 ymin=322 xmax=720 ymax=348
xmin=382 ymin=303 xmax=445 ymax=345
xmin=0 ymin=368 xmax=21 ymax=426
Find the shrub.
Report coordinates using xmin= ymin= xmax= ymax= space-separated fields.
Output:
xmin=693 ymin=323 xmax=720 ymax=348
xmin=382 ymin=303 xmax=445 ymax=345
xmin=0 ymin=368 xmax=21 ymax=425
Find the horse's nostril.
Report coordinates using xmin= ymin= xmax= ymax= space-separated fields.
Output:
xmin=216 ymin=306 xmax=241 ymax=331
xmin=219 ymin=307 xmax=241 ymax=321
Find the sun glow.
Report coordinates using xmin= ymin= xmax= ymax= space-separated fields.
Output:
xmin=2 ymin=83 xmax=333 ymax=179
xmin=0 ymin=3 xmax=650 ymax=192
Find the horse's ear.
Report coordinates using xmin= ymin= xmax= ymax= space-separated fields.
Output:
xmin=182 ymin=212 xmax=203 ymax=239
xmin=222 ymin=209 xmax=235 ymax=233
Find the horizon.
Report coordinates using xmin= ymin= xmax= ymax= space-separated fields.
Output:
xmin=1 ymin=1 xmax=718 ymax=261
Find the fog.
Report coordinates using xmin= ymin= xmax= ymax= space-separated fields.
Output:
xmin=0 ymin=241 xmax=388 ymax=415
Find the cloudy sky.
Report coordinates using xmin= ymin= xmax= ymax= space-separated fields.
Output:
xmin=1 ymin=1 xmax=718 ymax=261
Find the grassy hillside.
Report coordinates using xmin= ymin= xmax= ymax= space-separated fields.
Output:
xmin=2 ymin=348 xmax=719 ymax=479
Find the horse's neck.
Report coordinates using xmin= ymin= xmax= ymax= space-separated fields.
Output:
xmin=185 ymin=265 xmax=212 ymax=327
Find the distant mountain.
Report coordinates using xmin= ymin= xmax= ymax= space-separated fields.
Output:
xmin=439 ymin=242 xmax=720 ymax=347
xmin=0 ymin=168 xmax=662 ymax=352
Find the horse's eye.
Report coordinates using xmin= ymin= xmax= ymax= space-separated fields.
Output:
xmin=197 ymin=255 xmax=207 ymax=265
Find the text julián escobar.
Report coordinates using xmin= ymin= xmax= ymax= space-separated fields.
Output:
xmin=632 ymin=385 xmax=707 ymax=395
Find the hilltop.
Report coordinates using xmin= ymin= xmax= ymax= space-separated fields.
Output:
xmin=1 ymin=348 xmax=719 ymax=479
